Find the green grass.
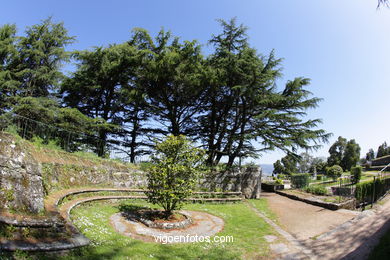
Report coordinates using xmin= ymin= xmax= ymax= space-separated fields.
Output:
xmin=368 ymin=228 xmax=390 ymax=260
xmin=248 ymin=199 xmax=278 ymax=223
xmin=0 ymin=200 xmax=280 ymax=260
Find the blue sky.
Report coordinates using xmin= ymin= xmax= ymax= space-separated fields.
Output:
xmin=1 ymin=0 xmax=390 ymax=164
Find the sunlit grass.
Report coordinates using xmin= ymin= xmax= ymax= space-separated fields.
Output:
xmin=54 ymin=200 xmax=280 ymax=260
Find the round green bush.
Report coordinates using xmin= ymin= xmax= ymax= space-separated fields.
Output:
xmin=327 ymin=165 xmax=343 ymax=180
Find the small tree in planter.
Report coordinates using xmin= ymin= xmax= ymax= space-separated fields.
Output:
xmin=146 ymin=135 xmax=205 ymax=218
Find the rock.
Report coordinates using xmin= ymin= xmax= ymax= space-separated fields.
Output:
xmin=264 ymin=235 xmax=278 ymax=242
xmin=0 ymin=133 xmax=44 ymax=213
xmin=270 ymin=243 xmax=289 ymax=254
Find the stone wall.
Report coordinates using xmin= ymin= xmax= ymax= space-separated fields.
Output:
xmin=200 ymin=166 xmax=262 ymax=199
xmin=41 ymin=163 xmax=147 ymax=194
xmin=371 ymin=155 xmax=390 ymax=167
xmin=0 ymin=132 xmax=263 ymax=214
xmin=0 ymin=133 xmax=44 ymax=213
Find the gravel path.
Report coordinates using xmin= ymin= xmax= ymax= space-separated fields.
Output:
xmin=262 ymin=192 xmax=358 ymax=240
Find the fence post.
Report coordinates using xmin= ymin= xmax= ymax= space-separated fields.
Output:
xmin=339 ymin=178 xmax=341 ymax=203
xmin=372 ymin=176 xmax=376 ymax=208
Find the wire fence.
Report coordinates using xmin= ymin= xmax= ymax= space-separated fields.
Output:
xmin=0 ymin=113 xmax=151 ymax=163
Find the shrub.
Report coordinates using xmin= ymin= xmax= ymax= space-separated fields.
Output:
xmin=275 ymin=179 xmax=283 ymax=185
xmin=327 ymin=165 xmax=343 ymax=180
xmin=316 ymin=174 xmax=323 ymax=181
xmin=277 ymin=174 xmax=287 ymax=180
xmin=304 ymin=185 xmax=327 ymax=195
xmin=351 ymin=166 xmax=362 ymax=184
xmin=291 ymin=173 xmax=310 ymax=188
xmin=146 ymin=135 xmax=205 ymax=216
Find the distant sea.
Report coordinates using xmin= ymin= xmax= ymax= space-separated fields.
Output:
xmin=260 ymin=164 xmax=274 ymax=176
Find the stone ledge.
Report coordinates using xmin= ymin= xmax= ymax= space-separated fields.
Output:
xmin=275 ymin=190 xmax=356 ymax=210
xmin=0 ymin=213 xmax=63 ymax=228
xmin=0 ymin=234 xmax=89 ymax=251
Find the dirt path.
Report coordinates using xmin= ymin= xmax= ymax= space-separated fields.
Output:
xmin=262 ymin=192 xmax=358 ymax=240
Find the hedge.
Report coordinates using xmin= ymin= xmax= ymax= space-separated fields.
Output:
xmin=304 ymin=185 xmax=327 ymax=195
xmin=355 ymin=177 xmax=390 ymax=204
xmin=291 ymin=173 xmax=310 ymax=188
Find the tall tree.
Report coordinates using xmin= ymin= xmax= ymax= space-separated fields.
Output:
xmin=135 ymin=28 xmax=206 ymax=137
xmin=376 ymin=142 xmax=389 ymax=158
xmin=297 ymin=152 xmax=314 ymax=173
xmin=327 ymin=136 xmax=347 ymax=167
xmin=13 ymin=18 xmax=74 ymax=98
xmin=273 ymin=154 xmax=299 ymax=175
xmin=366 ymin=148 xmax=375 ymax=161
xmin=61 ymin=44 xmax=137 ymax=156
xmin=273 ymin=160 xmax=284 ymax=175
xmin=341 ymin=139 xmax=361 ymax=171
xmin=201 ymin=18 xmax=330 ymax=166
xmin=0 ymin=24 xmax=17 ymax=113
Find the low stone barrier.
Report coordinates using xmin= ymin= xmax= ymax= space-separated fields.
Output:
xmin=275 ymin=190 xmax=356 ymax=210
xmin=0 ymin=214 xmax=63 ymax=228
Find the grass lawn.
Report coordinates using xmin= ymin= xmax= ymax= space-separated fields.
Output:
xmin=0 ymin=200 xmax=280 ymax=260
xmin=248 ymin=199 xmax=278 ymax=223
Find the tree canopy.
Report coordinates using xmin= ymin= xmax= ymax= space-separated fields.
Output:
xmin=1 ymin=18 xmax=330 ymax=166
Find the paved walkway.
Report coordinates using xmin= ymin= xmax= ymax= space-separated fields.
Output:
xmin=259 ymin=192 xmax=390 ymax=260
xmin=306 ymin=197 xmax=390 ymax=260
xmin=262 ymin=192 xmax=358 ymax=240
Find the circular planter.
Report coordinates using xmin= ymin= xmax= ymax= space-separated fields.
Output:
xmin=122 ymin=210 xmax=193 ymax=230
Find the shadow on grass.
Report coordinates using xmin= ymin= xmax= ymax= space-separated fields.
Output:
xmin=118 ymin=204 xmax=150 ymax=213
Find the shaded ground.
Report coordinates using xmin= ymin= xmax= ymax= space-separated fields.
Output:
xmin=262 ymin=192 xmax=358 ymax=240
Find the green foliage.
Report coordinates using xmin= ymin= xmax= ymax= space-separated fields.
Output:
xmin=327 ymin=136 xmax=347 ymax=167
xmin=274 ymin=178 xmax=283 ymax=185
xmin=291 ymin=173 xmax=310 ymax=188
xmin=376 ymin=142 xmax=390 ymax=158
xmin=1 ymin=17 xmax=330 ymax=165
xmin=327 ymin=136 xmax=361 ymax=171
xmin=309 ymin=157 xmax=327 ymax=174
xmin=273 ymin=160 xmax=284 ymax=175
xmin=277 ymin=174 xmax=287 ymax=180
xmin=303 ymin=185 xmax=327 ymax=195
xmin=273 ymin=154 xmax=298 ymax=175
xmin=355 ymin=177 xmax=390 ymax=204
xmin=366 ymin=148 xmax=375 ymax=161
xmin=201 ymin=18 xmax=330 ymax=166
xmin=327 ymin=165 xmax=343 ymax=180
xmin=341 ymin=139 xmax=361 ymax=171
xmin=64 ymin=200 xmax=277 ymax=259
xmin=146 ymin=135 xmax=205 ymax=215
xmin=351 ymin=166 xmax=362 ymax=184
